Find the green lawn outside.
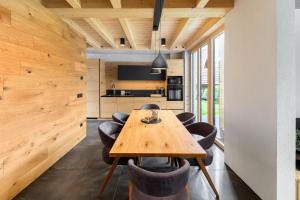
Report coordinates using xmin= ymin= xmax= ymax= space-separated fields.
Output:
xmin=200 ymin=84 xmax=220 ymax=117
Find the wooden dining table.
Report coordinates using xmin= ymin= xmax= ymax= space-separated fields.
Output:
xmin=99 ymin=109 xmax=219 ymax=198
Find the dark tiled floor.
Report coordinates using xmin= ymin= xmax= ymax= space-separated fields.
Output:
xmin=15 ymin=120 xmax=261 ymax=200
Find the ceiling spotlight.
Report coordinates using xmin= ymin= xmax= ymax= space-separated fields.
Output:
xmin=120 ymin=38 xmax=125 ymax=47
xmin=161 ymin=38 xmax=166 ymax=47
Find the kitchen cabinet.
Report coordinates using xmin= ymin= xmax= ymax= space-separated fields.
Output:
xmin=166 ymin=101 xmax=184 ymax=110
xmin=100 ymin=97 xmax=167 ymax=118
xmin=167 ymin=59 xmax=184 ymax=76
xmin=100 ymin=97 xmax=117 ymax=118
xmin=117 ymin=98 xmax=146 ymax=113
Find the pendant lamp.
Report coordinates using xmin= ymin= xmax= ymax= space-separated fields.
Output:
xmin=150 ymin=68 xmax=161 ymax=74
xmin=151 ymin=30 xmax=168 ymax=69
xmin=151 ymin=0 xmax=167 ymax=70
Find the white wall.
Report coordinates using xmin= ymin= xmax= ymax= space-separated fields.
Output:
xmin=224 ymin=0 xmax=295 ymax=199
xmin=296 ymin=10 xmax=300 ymax=117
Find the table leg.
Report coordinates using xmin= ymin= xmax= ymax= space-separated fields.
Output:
xmin=196 ymin=158 xmax=219 ymax=199
xmin=98 ymin=157 xmax=120 ymax=195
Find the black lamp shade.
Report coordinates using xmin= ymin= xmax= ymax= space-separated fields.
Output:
xmin=152 ymin=52 xmax=168 ymax=69
xmin=150 ymin=68 xmax=161 ymax=74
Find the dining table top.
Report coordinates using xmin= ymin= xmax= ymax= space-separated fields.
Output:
xmin=109 ymin=110 xmax=207 ymax=158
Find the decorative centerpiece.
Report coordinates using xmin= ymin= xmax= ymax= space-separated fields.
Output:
xmin=141 ymin=110 xmax=161 ymax=124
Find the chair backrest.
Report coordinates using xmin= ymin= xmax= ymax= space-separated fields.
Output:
xmin=140 ymin=104 xmax=160 ymax=110
xmin=112 ymin=112 xmax=129 ymax=124
xmin=185 ymin=122 xmax=217 ymax=149
xmin=98 ymin=121 xmax=123 ymax=148
xmin=128 ymin=159 xmax=190 ymax=197
xmin=176 ymin=112 xmax=196 ymax=126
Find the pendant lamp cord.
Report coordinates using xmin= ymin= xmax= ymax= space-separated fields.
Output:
xmin=154 ymin=30 xmax=157 ymax=57
xmin=159 ymin=23 xmax=161 ymax=53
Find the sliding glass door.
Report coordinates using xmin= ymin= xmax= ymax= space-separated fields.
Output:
xmin=191 ymin=51 xmax=198 ymax=119
xmin=200 ymin=45 xmax=208 ymax=123
xmin=213 ymin=33 xmax=225 ymax=142
xmin=190 ymin=30 xmax=225 ymax=147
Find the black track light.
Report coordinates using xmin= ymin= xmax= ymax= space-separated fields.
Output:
xmin=120 ymin=38 xmax=125 ymax=47
xmin=161 ymin=38 xmax=166 ymax=47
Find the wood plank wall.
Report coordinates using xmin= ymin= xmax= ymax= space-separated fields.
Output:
xmin=0 ymin=1 xmax=87 ymax=199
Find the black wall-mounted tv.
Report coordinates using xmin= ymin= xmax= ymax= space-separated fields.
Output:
xmin=118 ymin=65 xmax=166 ymax=80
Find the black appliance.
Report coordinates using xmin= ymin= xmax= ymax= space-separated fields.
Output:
xmin=167 ymin=76 xmax=183 ymax=101
xmin=118 ymin=65 xmax=166 ymax=80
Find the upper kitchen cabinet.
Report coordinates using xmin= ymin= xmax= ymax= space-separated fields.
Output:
xmin=167 ymin=59 xmax=184 ymax=76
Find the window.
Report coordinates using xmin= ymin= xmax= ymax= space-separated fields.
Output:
xmin=191 ymin=51 xmax=198 ymax=117
xmin=213 ymin=32 xmax=225 ymax=142
xmin=190 ymin=30 xmax=225 ymax=148
xmin=200 ymin=45 xmax=209 ymax=122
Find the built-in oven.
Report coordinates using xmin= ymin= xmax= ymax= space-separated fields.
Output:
xmin=167 ymin=76 xmax=183 ymax=101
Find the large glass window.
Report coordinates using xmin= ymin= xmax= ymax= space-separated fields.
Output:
xmin=200 ymin=45 xmax=208 ymax=123
xmin=190 ymin=30 xmax=225 ymax=148
xmin=191 ymin=51 xmax=198 ymax=117
xmin=213 ymin=32 xmax=225 ymax=142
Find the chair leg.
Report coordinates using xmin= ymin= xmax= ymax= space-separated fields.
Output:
xmin=196 ymin=158 xmax=219 ymax=199
xmin=185 ymin=185 xmax=190 ymax=200
xmin=171 ymin=158 xmax=175 ymax=167
xmin=129 ymin=181 xmax=133 ymax=200
xmin=167 ymin=157 xmax=171 ymax=164
xmin=137 ymin=157 xmax=142 ymax=166
xmin=98 ymin=157 xmax=120 ymax=196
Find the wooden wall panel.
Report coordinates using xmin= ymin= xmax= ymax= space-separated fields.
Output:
xmin=0 ymin=1 xmax=86 ymax=199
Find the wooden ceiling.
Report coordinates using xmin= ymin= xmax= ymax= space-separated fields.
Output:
xmin=42 ymin=0 xmax=233 ymax=51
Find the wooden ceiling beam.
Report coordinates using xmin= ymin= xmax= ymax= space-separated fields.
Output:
xmin=109 ymin=0 xmax=122 ymax=8
xmin=185 ymin=18 xmax=224 ymax=50
xmin=63 ymin=18 xmax=101 ymax=48
xmin=49 ymin=8 xmax=231 ymax=19
xmin=85 ymin=18 xmax=117 ymax=48
xmin=168 ymin=0 xmax=211 ymax=49
xmin=119 ymin=18 xmax=137 ymax=49
xmin=110 ymin=0 xmax=137 ymax=49
xmin=65 ymin=0 xmax=81 ymax=8
xmin=64 ymin=0 xmax=116 ymax=48
xmin=168 ymin=19 xmax=190 ymax=49
xmin=195 ymin=0 xmax=210 ymax=8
